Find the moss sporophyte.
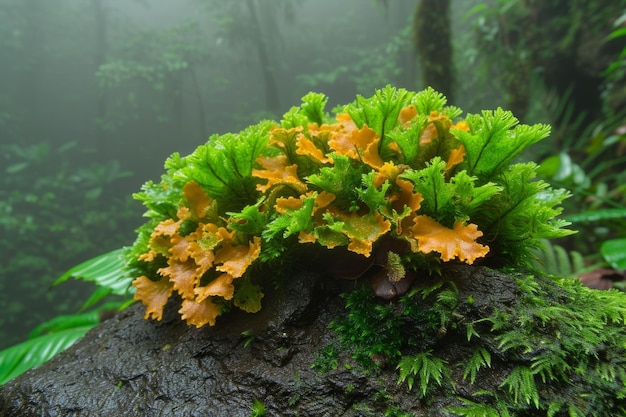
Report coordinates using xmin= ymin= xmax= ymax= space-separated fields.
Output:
xmin=125 ymin=85 xmax=572 ymax=328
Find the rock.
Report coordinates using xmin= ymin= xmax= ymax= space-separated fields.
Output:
xmin=2 ymin=265 xmax=626 ymax=416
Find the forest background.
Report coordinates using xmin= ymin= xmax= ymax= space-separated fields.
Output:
xmin=1 ymin=0 xmax=625 ymax=349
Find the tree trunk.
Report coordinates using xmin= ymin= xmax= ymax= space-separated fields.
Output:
xmin=245 ymin=0 xmax=281 ymax=115
xmin=413 ymin=0 xmax=454 ymax=102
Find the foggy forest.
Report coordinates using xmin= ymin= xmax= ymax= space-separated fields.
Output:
xmin=1 ymin=0 xmax=625 ymax=373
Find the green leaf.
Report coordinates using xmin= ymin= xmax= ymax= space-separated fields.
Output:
xmin=600 ymin=238 xmax=626 ymax=270
xmin=182 ymin=121 xmax=273 ymax=206
xmin=54 ymin=248 xmax=133 ymax=296
xmin=397 ymin=351 xmax=447 ymax=398
xmin=28 ymin=308 xmax=105 ymax=339
xmin=227 ymin=202 xmax=268 ymax=235
xmin=0 ymin=327 xmax=93 ymax=385
xmin=385 ymin=116 xmax=427 ymax=164
xmin=358 ymin=171 xmax=390 ymax=213
xmin=263 ymin=194 xmax=316 ymax=240
xmin=450 ymin=171 xmax=501 ymax=216
xmin=344 ymin=85 xmax=414 ymax=139
xmin=306 ymin=154 xmax=364 ymax=212
xmin=500 ymin=366 xmax=539 ymax=408
xmin=412 ymin=86 xmax=448 ymax=115
xmin=299 ymin=92 xmax=328 ymax=125
xmin=233 ymin=279 xmax=264 ymax=313
xmin=402 ymin=157 xmax=456 ymax=225
xmin=454 ymin=109 xmax=550 ymax=180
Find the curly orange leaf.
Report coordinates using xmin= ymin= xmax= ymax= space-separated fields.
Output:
xmin=158 ymin=258 xmax=201 ymax=300
xmin=188 ymin=241 xmax=215 ymax=271
xmin=314 ymin=191 xmax=336 ymax=212
xmin=275 ymin=195 xmax=304 ymax=214
xmin=395 ymin=177 xmax=423 ymax=212
xmin=398 ymin=104 xmax=418 ymax=126
xmin=445 ymin=146 xmax=466 ymax=173
xmin=453 ymin=120 xmax=470 ymax=131
xmin=411 ymin=216 xmax=489 ymax=264
xmin=252 ymin=155 xmax=304 ymax=193
xmin=214 ymin=236 xmax=262 ymax=278
xmin=420 ymin=123 xmax=438 ymax=145
xmin=139 ymin=250 xmax=159 ymax=262
xmin=351 ymin=125 xmax=378 ymax=151
xmin=183 ymin=180 xmax=212 ymax=219
xmin=176 ymin=206 xmax=191 ymax=221
xmin=296 ymin=134 xmax=332 ymax=164
xmin=341 ymin=213 xmax=391 ymax=256
xmin=153 ymin=218 xmax=180 ymax=237
xmin=328 ymin=130 xmax=359 ymax=159
xmin=169 ymin=229 xmax=202 ymax=262
xmin=179 ymin=297 xmax=221 ymax=328
xmin=298 ymin=230 xmax=317 ymax=244
xmin=133 ymin=276 xmax=173 ymax=321
xmin=363 ymin=139 xmax=384 ymax=169
xmin=374 ymin=161 xmax=402 ymax=187
xmin=195 ymin=273 xmax=235 ymax=302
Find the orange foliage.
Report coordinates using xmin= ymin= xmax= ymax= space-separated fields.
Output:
xmin=252 ymin=155 xmax=305 ymax=193
xmin=296 ymin=134 xmax=332 ymax=164
xmin=195 ymin=273 xmax=235 ymax=302
xmin=445 ymin=146 xmax=466 ymax=173
xmin=398 ymin=104 xmax=418 ymax=126
xmin=183 ymin=180 xmax=212 ymax=219
xmin=179 ymin=297 xmax=221 ymax=328
xmin=214 ymin=237 xmax=262 ymax=278
xmin=133 ymin=276 xmax=174 ymax=321
xmin=410 ymin=216 xmax=489 ymax=264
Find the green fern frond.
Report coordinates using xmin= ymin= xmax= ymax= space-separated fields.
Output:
xmin=397 ymin=351 xmax=448 ymax=397
xmin=532 ymin=239 xmax=587 ymax=277
xmin=500 ymin=366 xmax=539 ymax=408
xmin=463 ymin=347 xmax=492 ymax=384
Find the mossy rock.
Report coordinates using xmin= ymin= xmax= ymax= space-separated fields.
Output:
xmin=2 ymin=265 xmax=626 ymax=416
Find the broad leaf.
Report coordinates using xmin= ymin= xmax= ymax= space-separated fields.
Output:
xmin=0 ymin=327 xmax=93 ymax=385
xmin=54 ymin=248 xmax=133 ymax=296
xmin=601 ymin=239 xmax=626 ymax=270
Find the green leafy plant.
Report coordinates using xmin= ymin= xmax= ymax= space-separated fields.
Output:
xmin=565 ymin=209 xmax=626 ymax=270
xmin=125 ymin=85 xmax=572 ymax=328
xmin=397 ymin=350 xmax=448 ymax=398
xmin=0 ymin=249 xmax=133 ymax=385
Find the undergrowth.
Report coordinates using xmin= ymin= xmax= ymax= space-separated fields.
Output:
xmin=321 ymin=267 xmax=626 ymax=416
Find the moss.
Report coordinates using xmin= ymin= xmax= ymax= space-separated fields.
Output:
xmin=324 ymin=265 xmax=626 ymax=415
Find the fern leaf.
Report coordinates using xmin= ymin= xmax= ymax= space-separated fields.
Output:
xmin=500 ymin=366 xmax=540 ymax=408
xmin=463 ymin=347 xmax=491 ymax=384
xmin=344 ymin=85 xmax=414 ymax=139
xmin=397 ymin=351 xmax=447 ymax=398
xmin=454 ymin=108 xmax=550 ymax=180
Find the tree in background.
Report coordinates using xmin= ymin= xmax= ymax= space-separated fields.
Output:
xmin=413 ymin=0 xmax=454 ymax=102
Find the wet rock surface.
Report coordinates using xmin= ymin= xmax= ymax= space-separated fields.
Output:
xmin=0 ymin=266 xmax=606 ymax=416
